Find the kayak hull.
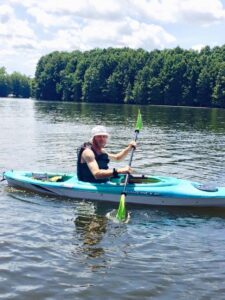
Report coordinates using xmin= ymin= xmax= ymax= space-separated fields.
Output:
xmin=4 ymin=170 xmax=225 ymax=207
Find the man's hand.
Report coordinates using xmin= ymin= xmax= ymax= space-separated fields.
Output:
xmin=128 ymin=141 xmax=137 ymax=150
xmin=117 ymin=166 xmax=132 ymax=174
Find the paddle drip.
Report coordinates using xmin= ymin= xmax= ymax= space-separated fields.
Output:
xmin=106 ymin=209 xmax=130 ymax=224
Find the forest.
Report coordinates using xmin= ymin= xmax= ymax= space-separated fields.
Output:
xmin=1 ymin=45 xmax=225 ymax=107
xmin=0 ymin=67 xmax=31 ymax=98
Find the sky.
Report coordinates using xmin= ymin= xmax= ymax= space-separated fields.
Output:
xmin=1 ymin=0 xmax=225 ymax=77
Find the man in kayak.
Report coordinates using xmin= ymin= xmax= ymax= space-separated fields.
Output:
xmin=77 ymin=125 xmax=136 ymax=183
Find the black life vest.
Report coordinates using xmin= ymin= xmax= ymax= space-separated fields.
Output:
xmin=77 ymin=142 xmax=110 ymax=183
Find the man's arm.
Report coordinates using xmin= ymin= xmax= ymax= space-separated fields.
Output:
xmin=108 ymin=141 xmax=136 ymax=161
xmin=82 ymin=148 xmax=132 ymax=179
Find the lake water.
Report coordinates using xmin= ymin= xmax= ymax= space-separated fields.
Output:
xmin=1 ymin=98 xmax=225 ymax=299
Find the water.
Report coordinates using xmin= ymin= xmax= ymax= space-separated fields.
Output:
xmin=1 ymin=98 xmax=225 ymax=299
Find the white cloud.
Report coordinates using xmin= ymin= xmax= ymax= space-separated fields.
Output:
xmin=191 ymin=44 xmax=206 ymax=52
xmin=130 ymin=0 xmax=225 ymax=25
xmin=122 ymin=21 xmax=176 ymax=49
xmin=127 ymin=0 xmax=179 ymax=23
xmin=27 ymin=7 xmax=73 ymax=28
xmin=0 ymin=4 xmax=38 ymax=75
xmin=0 ymin=4 xmax=14 ymax=23
xmin=8 ymin=0 xmax=225 ymax=26
xmin=1 ymin=0 xmax=225 ymax=76
xmin=38 ymin=18 xmax=176 ymax=51
xmin=9 ymin=0 xmax=123 ymax=21
xmin=39 ymin=30 xmax=81 ymax=52
xmin=0 ymin=4 xmax=35 ymax=39
xmin=179 ymin=0 xmax=225 ymax=25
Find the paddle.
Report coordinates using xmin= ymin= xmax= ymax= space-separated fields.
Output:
xmin=116 ymin=109 xmax=143 ymax=222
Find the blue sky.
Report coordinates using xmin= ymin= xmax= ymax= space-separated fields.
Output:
xmin=1 ymin=0 xmax=225 ymax=77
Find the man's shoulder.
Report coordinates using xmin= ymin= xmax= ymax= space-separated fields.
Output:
xmin=82 ymin=147 xmax=95 ymax=159
xmin=79 ymin=142 xmax=92 ymax=154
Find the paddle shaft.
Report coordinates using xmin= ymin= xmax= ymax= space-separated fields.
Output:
xmin=122 ymin=129 xmax=139 ymax=193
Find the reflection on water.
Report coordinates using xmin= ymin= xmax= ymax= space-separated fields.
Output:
xmin=74 ymin=201 xmax=107 ymax=260
xmin=75 ymin=214 xmax=107 ymax=258
xmin=33 ymin=100 xmax=225 ymax=133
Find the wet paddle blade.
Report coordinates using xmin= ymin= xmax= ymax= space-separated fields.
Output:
xmin=135 ymin=109 xmax=143 ymax=131
xmin=116 ymin=194 xmax=126 ymax=221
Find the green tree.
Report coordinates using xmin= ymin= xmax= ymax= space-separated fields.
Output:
xmin=9 ymin=72 xmax=31 ymax=98
xmin=0 ymin=67 xmax=9 ymax=97
xmin=196 ymin=67 xmax=212 ymax=107
xmin=132 ymin=67 xmax=150 ymax=104
xmin=212 ymin=62 xmax=225 ymax=107
xmin=35 ymin=51 xmax=70 ymax=100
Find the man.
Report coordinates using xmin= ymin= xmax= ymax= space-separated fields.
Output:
xmin=77 ymin=125 xmax=136 ymax=183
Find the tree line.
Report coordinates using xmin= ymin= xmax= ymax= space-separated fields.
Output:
xmin=1 ymin=45 xmax=225 ymax=107
xmin=34 ymin=46 xmax=225 ymax=107
xmin=0 ymin=67 xmax=31 ymax=98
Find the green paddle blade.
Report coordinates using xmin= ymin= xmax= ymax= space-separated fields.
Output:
xmin=135 ymin=109 xmax=143 ymax=131
xmin=116 ymin=194 xmax=126 ymax=221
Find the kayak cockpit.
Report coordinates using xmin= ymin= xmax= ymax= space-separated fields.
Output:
xmin=26 ymin=172 xmax=179 ymax=187
xmin=109 ymin=174 xmax=180 ymax=187
xmin=28 ymin=172 xmax=73 ymax=182
xmin=110 ymin=175 xmax=161 ymax=185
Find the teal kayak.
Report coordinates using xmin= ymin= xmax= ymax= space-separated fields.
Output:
xmin=3 ymin=170 xmax=225 ymax=207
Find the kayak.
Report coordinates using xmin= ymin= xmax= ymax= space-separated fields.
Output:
xmin=3 ymin=170 xmax=225 ymax=207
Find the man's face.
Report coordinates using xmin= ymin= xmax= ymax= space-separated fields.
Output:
xmin=93 ymin=135 xmax=108 ymax=148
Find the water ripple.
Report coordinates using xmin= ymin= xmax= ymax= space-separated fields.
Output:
xmin=1 ymin=99 xmax=225 ymax=299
